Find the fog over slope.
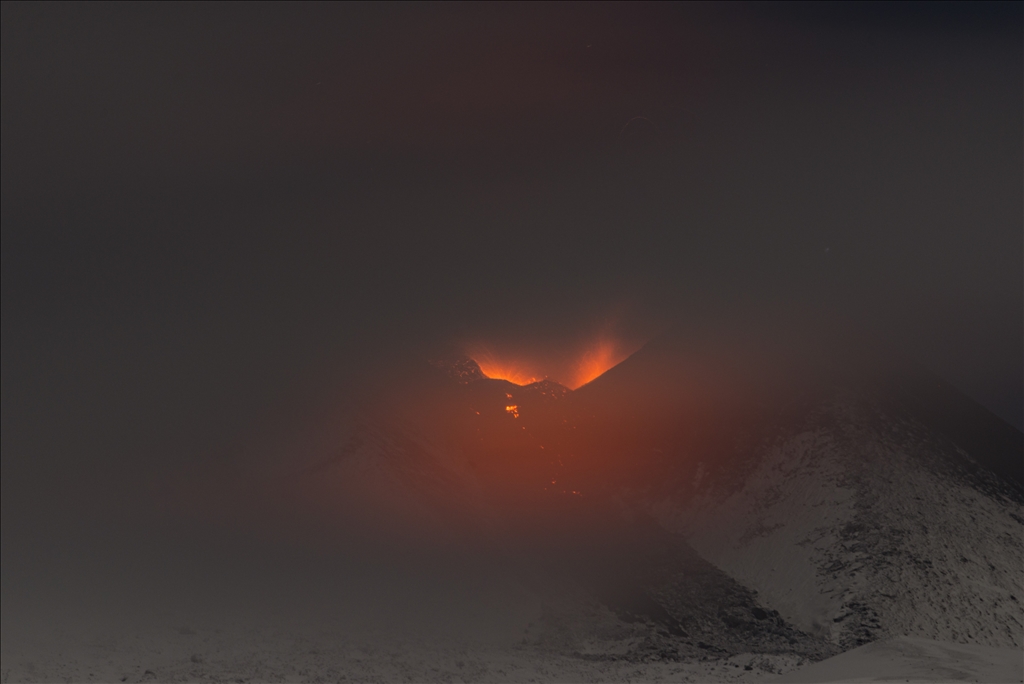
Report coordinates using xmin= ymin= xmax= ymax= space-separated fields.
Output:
xmin=2 ymin=3 xmax=1021 ymax=682
xmin=2 ymin=332 xmax=1022 ymax=681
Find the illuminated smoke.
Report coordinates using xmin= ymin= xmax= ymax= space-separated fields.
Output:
xmin=570 ymin=337 xmax=635 ymax=388
xmin=468 ymin=334 xmax=642 ymax=389
xmin=470 ymin=350 xmax=543 ymax=386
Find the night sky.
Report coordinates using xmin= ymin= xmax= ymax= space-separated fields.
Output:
xmin=2 ymin=2 xmax=1021 ymax=566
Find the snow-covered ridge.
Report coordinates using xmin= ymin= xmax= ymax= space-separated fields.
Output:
xmin=653 ymin=395 xmax=1024 ymax=651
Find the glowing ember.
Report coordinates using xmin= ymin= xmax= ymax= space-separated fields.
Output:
xmin=505 ymin=404 xmax=520 ymax=417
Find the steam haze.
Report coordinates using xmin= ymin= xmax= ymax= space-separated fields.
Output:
xmin=2 ymin=3 xmax=1022 ymax=681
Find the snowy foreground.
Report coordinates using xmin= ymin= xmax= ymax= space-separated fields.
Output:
xmin=3 ymin=627 xmax=1021 ymax=683
xmin=775 ymin=636 xmax=1022 ymax=683
xmin=0 ymin=630 xmax=800 ymax=683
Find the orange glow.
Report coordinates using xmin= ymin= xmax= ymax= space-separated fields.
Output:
xmin=468 ymin=334 xmax=641 ymax=389
xmin=505 ymin=404 xmax=520 ymax=417
xmin=472 ymin=352 xmax=542 ymax=386
xmin=569 ymin=337 xmax=635 ymax=388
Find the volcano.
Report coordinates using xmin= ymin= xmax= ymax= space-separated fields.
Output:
xmin=298 ymin=341 xmax=1023 ymax=679
xmin=6 ymin=341 xmax=1020 ymax=683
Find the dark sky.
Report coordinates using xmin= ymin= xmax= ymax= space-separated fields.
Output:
xmin=2 ymin=1 xmax=1022 ymax=530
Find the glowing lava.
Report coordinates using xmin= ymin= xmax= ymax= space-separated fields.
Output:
xmin=468 ymin=336 xmax=641 ymax=389
xmin=471 ymin=352 xmax=542 ymax=386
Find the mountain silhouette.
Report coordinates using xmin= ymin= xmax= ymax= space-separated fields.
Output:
xmin=306 ymin=341 xmax=1023 ymax=663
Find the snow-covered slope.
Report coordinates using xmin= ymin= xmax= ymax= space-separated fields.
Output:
xmin=650 ymin=394 xmax=1024 ymax=650
xmin=773 ymin=636 xmax=1023 ymax=683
